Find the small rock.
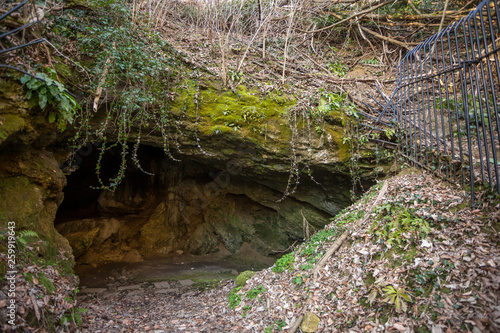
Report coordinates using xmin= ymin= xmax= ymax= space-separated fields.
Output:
xmin=154 ymin=281 xmax=171 ymax=289
xmin=179 ymin=279 xmax=194 ymax=286
xmin=301 ymin=312 xmax=320 ymax=333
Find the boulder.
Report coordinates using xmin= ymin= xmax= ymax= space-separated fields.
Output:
xmin=64 ymin=227 xmax=100 ymax=258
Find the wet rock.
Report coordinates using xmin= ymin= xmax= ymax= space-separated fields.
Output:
xmin=140 ymin=199 xmax=187 ymax=255
xmin=94 ymin=218 xmax=121 ymax=246
xmin=204 ymin=197 xmax=243 ymax=253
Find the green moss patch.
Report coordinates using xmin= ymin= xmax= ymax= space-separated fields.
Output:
xmin=235 ymin=270 xmax=256 ymax=287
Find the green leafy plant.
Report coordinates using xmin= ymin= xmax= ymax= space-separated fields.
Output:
xmin=275 ymin=319 xmax=286 ymax=331
xmin=385 ymin=128 xmax=395 ymax=140
xmin=316 ymin=91 xmax=357 ymax=124
xmin=292 ymin=275 xmax=304 ymax=286
xmin=314 ymin=125 xmax=323 ymax=135
xmin=246 ymin=285 xmax=266 ymax=299
xmin=16 ymin=230 xmax=39 ymax=248
xmin=20 ymin=68 xmax=80 ymax=131
xmin=361 ymin=57 xmax=379 ymax=65
xmin=242 ymin=305 xmax=251 ymax=318
xmin=382 ymin=285 xmax=412 ymax=313
xmin=370 ymin=208 xmax=430 ymax=247
xmin=228 ymin=287 xmax=242 ymax=309
xmin=272 ymin=253 xmax=295 ymax=273
xmin=300 ymin=263 xmax=314 ymax=271
xmin=60 ymin=307 xmax=87 ymax=326
xmin=229 ymin=70 xmax=243 ymax=83
xmin=241 ymin=106 xmax=265 ymax=123
xmin=327 ymin=61 xmax=348 ymax=77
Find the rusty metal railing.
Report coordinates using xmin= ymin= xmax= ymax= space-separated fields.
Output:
xmin=366 ymin=0 xmax=500 ymax=205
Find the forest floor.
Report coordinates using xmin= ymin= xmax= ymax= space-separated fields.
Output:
xmin=77 ymin=168 xmax=500 ymax=333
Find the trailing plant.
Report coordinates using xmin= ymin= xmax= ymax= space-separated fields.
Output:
xmin=60 ymin=307 xmax=87 ymax=327
xmin=60 ymin=287 xmax=86 ymax=327
xmin=279 ymin=89 xmax=354 ymax=201
xmin=48 ymin=0 xmax=180 ymax=190
xmin=343 ymin=123 xmax=368 ymax=201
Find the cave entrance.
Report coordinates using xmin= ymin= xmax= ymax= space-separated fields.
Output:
xmin=55 ymin=143 xmax=351 ymax=288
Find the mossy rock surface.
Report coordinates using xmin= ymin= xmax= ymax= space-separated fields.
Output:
xmin=235 ymin=270 xmax=256 ymax=287
xmin=301 ymin=312 xmax=320 ymax=332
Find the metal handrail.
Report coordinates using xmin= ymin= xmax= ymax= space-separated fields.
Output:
xmin=367 ymin=0 xmax=500 ymax=205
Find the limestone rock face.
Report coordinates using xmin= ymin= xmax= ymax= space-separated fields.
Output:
xmin=1 ymin=77 xmax=390 ymax=267
xmin=0 ymin=79 xmax=72 ymax=258
xmin=187 ymin=223 xmax=219 ymax=255
xmin=64 ymin=227 xmax=100 ymax=258
xmin=122 ymin=249 xmax=144 ymax=263
xmin=140 ymin=194 xmax=187 ymax=255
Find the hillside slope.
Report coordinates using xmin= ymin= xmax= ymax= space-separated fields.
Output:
xmin=79 ymin=169 xmax=500 ymax=332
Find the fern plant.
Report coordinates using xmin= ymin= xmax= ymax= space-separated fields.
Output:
xmin=17 ymin=230 xmax=39 ymax=247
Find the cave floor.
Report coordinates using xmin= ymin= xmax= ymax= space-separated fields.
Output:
xmin=76 ymin=245 xmax=274 ymax=289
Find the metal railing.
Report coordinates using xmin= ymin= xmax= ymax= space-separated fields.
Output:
xmin=367 ymin=0 xmax=500 ymax=205
xmin=0 ymin=0 xmax=46 ymax=76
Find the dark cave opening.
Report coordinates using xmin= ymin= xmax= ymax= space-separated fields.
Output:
xmin=54 ymin=142 xmax=359 ymax=288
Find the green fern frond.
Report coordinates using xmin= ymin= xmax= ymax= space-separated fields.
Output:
xmin=18 ymin=230 xmax=39 ymax=239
